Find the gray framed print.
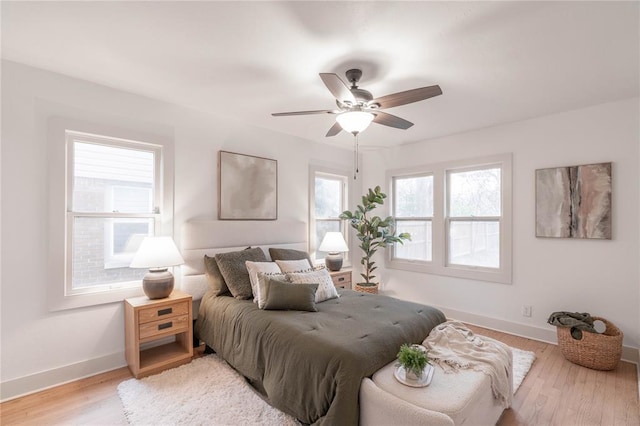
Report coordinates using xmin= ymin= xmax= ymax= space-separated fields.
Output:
xmin=218 ymin=151 xmax=277 ymax=220
xmin=535 ymin=162 xmax=611 ymax=239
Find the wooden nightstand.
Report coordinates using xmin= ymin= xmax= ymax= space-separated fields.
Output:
xmin=330 ymin=269 xmax=352 ymax=289
xmin=124 ymin=290 xmax=193 ymax=379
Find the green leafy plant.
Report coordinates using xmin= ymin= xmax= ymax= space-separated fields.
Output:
xmin=397 ymin=344 xmax=429 ymax=378
xmin=339 ymin=186 xmax=410 ymax=286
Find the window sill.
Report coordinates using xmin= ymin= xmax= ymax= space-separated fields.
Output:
xmin=49 ymin=285 xmax=145 ymax=311
xmin=387 ymin=258 xmax=511 ymax=284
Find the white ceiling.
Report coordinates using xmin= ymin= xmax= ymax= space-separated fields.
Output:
xmin=2 ymin=1 xmax=638 ymax=149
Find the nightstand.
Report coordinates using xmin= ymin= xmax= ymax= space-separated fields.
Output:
xmin=330 ymin=269 xmax=352 ymax=289
xmin=124 ymin=290 xmax=193 ymax=379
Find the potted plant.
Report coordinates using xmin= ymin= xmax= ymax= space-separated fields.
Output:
xmin=397 ymin=344 xmax=430 ymax=381
xmin=339 ymin=186 xmax=410 ymax=293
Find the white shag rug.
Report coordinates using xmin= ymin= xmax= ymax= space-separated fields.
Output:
xmin=118 ymin=348 xmax=535 ymax=425
xmin=512 ymin=347 xmax=535 ymax=393
xmin=117 ymin=355 xmax=298 ymax=426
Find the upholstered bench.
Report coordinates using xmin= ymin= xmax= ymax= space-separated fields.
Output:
xmin=360 ymin=358 xmax=510 ymax=426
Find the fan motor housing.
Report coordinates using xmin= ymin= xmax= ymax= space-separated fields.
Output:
xmin=351 ymin=88 xmax=373 ymax=103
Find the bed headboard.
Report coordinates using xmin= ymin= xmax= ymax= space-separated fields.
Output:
xmin=179 ymin=220 xmax=308 ymax=301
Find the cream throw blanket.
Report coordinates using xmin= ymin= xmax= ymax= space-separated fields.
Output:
xmin=422 ymin=321 xmax=513 ymax=408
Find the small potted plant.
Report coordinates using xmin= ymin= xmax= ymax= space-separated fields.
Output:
xmin=339 ymin=186 xmax=410 ymax=293
xmin=397 ymin=344 xmax=430 ymax=381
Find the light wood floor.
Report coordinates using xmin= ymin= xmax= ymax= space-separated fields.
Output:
xmin=1 ymin=326 xmax=638 ymax=426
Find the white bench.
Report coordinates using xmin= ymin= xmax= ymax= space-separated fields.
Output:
xmin=360 ymin=357 xmax=511 ymax=426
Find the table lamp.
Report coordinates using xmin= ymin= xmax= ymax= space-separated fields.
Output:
xmin=130 ymin=236 xmax=185 ymax=299
xmin=318 ymin=232 xmax=349 ymax=271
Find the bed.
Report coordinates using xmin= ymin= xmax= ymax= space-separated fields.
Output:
xmin=180 ymin=220 xmax=446 ymax=425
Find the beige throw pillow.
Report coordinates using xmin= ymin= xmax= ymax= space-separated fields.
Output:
xmin=246 ymin=261 xmax=282 ymax=304
xmin=275 ymin=259 xmax=313 ymax=273
xmin=286 ymin=267 xmax=339 ymax=303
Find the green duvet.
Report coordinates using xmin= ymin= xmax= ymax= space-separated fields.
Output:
xmin=195 ymin=289 xmax=445 ymax=425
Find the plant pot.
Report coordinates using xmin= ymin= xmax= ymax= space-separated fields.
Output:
xmin=355 ymin=283 xmax=378 ymax=294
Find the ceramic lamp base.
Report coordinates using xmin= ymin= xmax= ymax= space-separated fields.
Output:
xmin=324 ymin=253 xmax=343 ymax=271
xmin=143 ymin=269 xmax=174 ymax=299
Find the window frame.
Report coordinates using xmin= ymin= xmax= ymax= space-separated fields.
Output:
xmin=445 ymin=164 xmax=502 ymax=271
xmin=391 ymin=172 xmax=434 ymax=263
xmin=387 ymin=154 xmax=512 ymax=284
xmin=65 ymin=131 xmax=162 ymax=296
xmin=48 ymin=118 xmax=174 ymax=311
xmin=309 ymin=165 xmax=351 ymax=266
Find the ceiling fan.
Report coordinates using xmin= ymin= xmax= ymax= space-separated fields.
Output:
xmin=272 ymin=69 xmax=442 ymax=137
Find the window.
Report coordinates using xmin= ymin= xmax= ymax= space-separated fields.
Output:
xmin=388 ymin=154 xmax=512 ymax=284
xmin=66 ymin=131 xmax=162 ymax=295
xmin=392 ymin=174 xmax=434 ymax=262
xmin=310 ymin=167 xmax=349 ymax=264
xmin=447 ymin=166 xmax=501 ymax=269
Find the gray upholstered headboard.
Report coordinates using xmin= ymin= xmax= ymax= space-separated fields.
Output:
xmin=178 ymin=220 xmax=308 ymax=302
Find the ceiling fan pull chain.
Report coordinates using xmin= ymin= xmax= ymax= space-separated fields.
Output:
xmin=353 ymin=133 xmax=360 ymax=180
xmin=356 ymin=133 xmax=360 ymax=175
xmin=353 ymin=135 xmax=357 ymax=180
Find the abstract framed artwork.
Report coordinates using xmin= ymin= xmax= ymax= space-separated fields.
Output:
xmin=218 ymin=151 xmax=277 ymax=220
xmin=535 ymin=162 xmax=611 ymax=239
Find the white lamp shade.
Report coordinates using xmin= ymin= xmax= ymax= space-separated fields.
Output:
xmin=130 ymin=236 xmax=185 ymax=269
xmin=336 ymin=111 xmax=374 ymax=134
xmin=318 ymin=232 xmax=349 ymax=253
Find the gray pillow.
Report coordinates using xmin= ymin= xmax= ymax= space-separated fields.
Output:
xmin=263 ymin=278 xmax=318 ymax=312
xmin=215 ymin=247 xmax=267 ymax=299
xmin=204 ymin=255 xmax=230 ymax=296
xmin=268 ymin=248 xmax=313 ymax=267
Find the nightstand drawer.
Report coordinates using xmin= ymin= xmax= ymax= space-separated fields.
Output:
xmin=139 ymin=314 xmax=190 ymax=340
xmin=330 ymin=270 xmax=352 ymax=288
xmin=138 ymin=301 xmax=189 ymax=324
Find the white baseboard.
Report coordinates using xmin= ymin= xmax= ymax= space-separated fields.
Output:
xmin=0 ymin=351 xmax=126 ymax=402
xmin=440 ymin=305 xmax=640 ymax=365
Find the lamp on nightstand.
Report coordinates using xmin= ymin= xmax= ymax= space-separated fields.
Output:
xmin=319 ymin=232 xmax=349 ymax=272
xmin=130 ymin=236 xmax=185 ymax=299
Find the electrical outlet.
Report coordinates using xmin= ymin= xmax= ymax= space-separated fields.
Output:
xmin=522 ymin=305 xmax=532 ymax=317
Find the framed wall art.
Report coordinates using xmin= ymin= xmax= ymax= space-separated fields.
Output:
xmin=535 ymin=162 xmax=611 ymax=239
xmin=218 ymin=151 xmax=277 ymax=220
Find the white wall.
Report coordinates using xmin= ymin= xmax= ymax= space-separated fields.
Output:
xmin=361 ymin=98 xmax=640 ymax=355
xmin=0 ymin=61 xmax=355 ymax=399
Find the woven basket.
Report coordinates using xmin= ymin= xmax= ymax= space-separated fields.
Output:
xmin=556 ymin=316 xmax=623 ymax=371
xmin=355 ymin=284 xmax=379 ymax=294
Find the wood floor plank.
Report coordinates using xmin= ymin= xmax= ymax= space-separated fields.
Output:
xmin=1 ymin=327 xmax=638 ymax=426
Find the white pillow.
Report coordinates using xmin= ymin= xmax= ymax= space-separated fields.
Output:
xmin=286 ymin=267 xmax=339 ymax=303
xmin=275 ymin=259 xmax=313 ymax=272
xmin=255 ymin=271 xmax=288 ymax=309
xmin=245 ymin=261 xmax=281 ymax=304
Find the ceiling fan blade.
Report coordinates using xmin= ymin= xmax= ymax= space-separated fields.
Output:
xmin=319 ymin=73 xmax=357 ymax=104
xmin=325 ymin=122 xmax=343 ymax=137
xmin=272 ymin=109 xmax=338 ymax=117
xmin=373 ymin=111 xmax=414 ymax=130
xmin=372 ymin=85 xmax=442 ymax=109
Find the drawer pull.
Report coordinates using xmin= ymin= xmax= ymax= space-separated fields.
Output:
xmin=158 ymin=308 xmax=173 ymax=316
xmin=337 ymin=277 xmax=345 ymax=282
xmin=158 ymin=322 xmax=173 ymax=331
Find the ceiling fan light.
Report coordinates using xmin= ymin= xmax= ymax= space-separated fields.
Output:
xmin=336 ymin=111 xmax=374 ymax=134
